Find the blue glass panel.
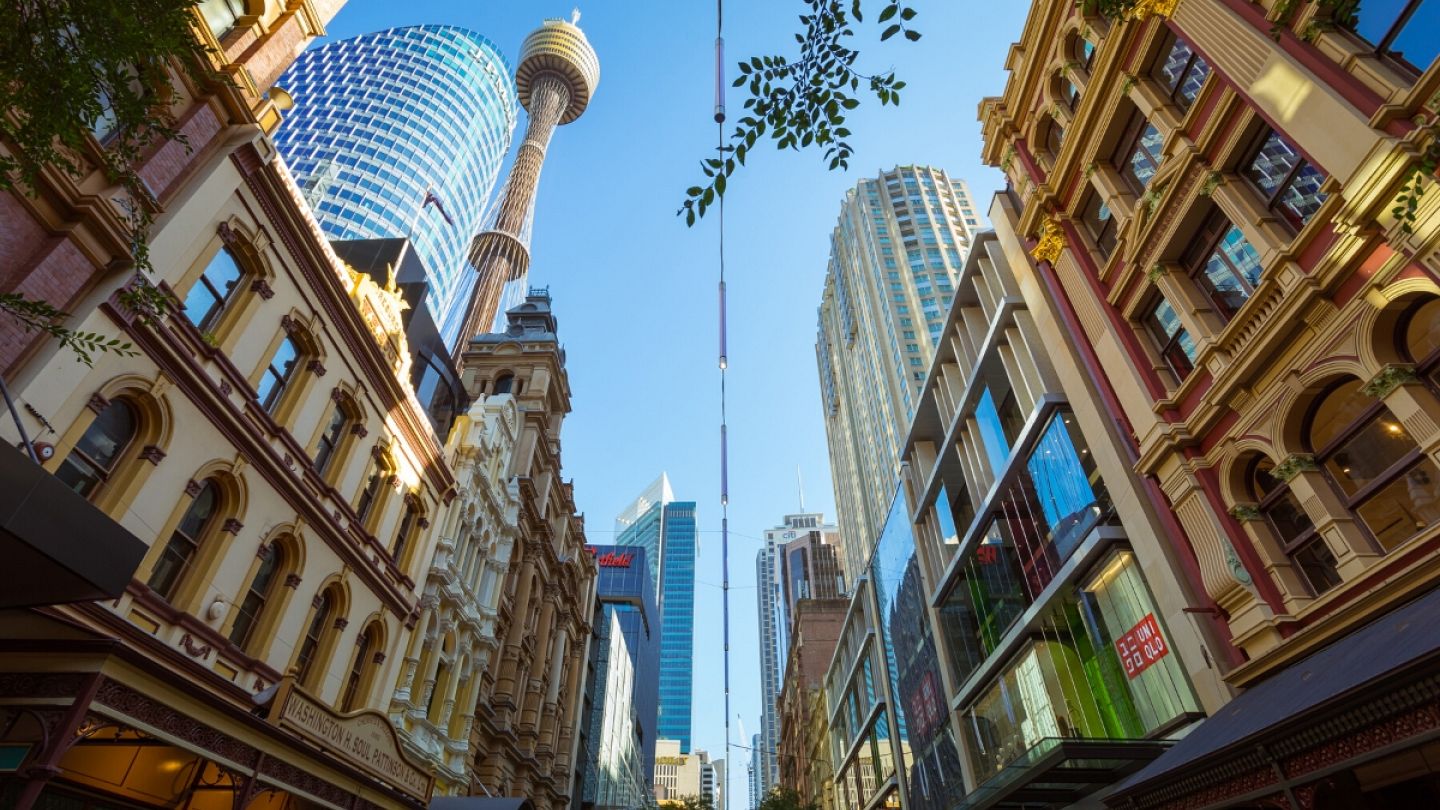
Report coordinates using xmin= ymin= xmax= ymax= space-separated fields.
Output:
xmin=976 ymin=388 xmax=1011 ymax=473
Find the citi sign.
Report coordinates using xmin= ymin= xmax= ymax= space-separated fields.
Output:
xmin=586 ymin=548 xmax=634 ymax=568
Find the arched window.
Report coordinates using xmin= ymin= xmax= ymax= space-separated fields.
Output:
xmin=198 ymin=0 xmax=246 ymax=39
xmin=313 ymin=401 xmax=356 ymax=477
xmin=257 ymin=334 xmax=301 ymax=413
xmin=1246 ymin=456 xmax=1339 ymax=595
xmin=354 ymin=455 xmax=391 ymax=528
xmin=341 ymin=622 xmax=381 ymax=712
xmin=393 ymin=497 xmax=422 ymax=563
xmin=230 ymin=544 xmax=283 ymax=651
xmin=295 ymin=589 xmax=335 ymax=688
xmin=147 ymin=479 xmax=220 ymax=600
xmin=182 ymin=247 xmax=244 ymax=331
xmin=1308 ymin=379 xmax=1440 ymax=552
xmin=1043 ymin=118 xmax=1065 ymax=159
xmin=1060 ymin=76 xmax=1080 ymax=111
xmin=492 ymin=373 xmax=514 ymax=395
xmin=56 ymin=400 xmax=137 ymax=499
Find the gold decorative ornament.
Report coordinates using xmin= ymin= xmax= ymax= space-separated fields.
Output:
xmin=1031 ymin=217 xmax=1066 ymax=264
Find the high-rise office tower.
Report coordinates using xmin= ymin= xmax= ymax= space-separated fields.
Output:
xmin=615 ymin=475 xmax=697 ymax=754
xmin=754 ymin=512 xmax=842 ymax=798
xmin=748 ymin=734 xmax=761 ymax=809
xmin=274 ymin=25 xmax=518 ymax=347
xmin=815 ymin=166 xmax=983 ymax=577
xmin=580 ymin=545 xmax=660 ymax=810
xmin=456 ymin=12 xmax=600 ymax=343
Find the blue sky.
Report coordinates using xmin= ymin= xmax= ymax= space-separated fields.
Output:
xmin=317 ymin=0 xmax=1027 ymax=797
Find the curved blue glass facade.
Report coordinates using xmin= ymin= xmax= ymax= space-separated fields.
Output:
xmin=274 ymin=25 xmax=518 ymax=347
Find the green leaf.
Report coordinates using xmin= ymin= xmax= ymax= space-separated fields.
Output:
xmin=904 ymin=29 xmax=921 ymax=41
xmin=901 ymin=7 xmax=917 ymax=20
xmin=882 ymin=24 xmax=901 ymax=40
xmin=879 ymin=5 xmax=898 ymax=22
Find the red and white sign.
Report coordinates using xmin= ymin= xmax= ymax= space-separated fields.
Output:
xmin=1114 ymin=613 xmax=1169 ymax=679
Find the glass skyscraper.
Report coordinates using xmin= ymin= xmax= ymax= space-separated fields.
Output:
xmin=815 ymin=166 xmax=984 ymax=578
xmin=274 ymin=25 xmax=518 ymax=348
xmin=615 ymin=475 xmax=697 ymax=754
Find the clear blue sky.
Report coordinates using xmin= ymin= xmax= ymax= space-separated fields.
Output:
xmin=316 ymin=0 xmax=1027 ymax=798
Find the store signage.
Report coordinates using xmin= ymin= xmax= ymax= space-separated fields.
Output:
xmin=1115 ymin=613 xmax=1169 ymax=679
xmin=596 ymin=551 xmax=634 ymax=568
xmin=270 ymin=679 xmax=432 ymax=801
xmin=975 ymin=544 xmax=1000 ymax=565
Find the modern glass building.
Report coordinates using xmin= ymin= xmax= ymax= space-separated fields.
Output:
xmin=816 ymin=166 xmax=985 ymax=580
xmin=577 ymin=544 xmax=659 ymax=809
xmin=615 ymin=476 xmax=697 ymax=754
xmin=274 ymin=25 xmax=518 ymax=348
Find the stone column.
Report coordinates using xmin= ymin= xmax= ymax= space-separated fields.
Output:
xmin=394 ymin=598 xmax=436 ymax=705
xmin=521 ymin=596 xmax=557 ymax=734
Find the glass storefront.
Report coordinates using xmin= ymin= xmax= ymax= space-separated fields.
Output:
xmin=934 ymin=410 xmax=1114 ymax=687
xmin=959 ymin=551 xmax=1199 ymax=782
xmin=872 ymin=488 xmax=967 ymax=810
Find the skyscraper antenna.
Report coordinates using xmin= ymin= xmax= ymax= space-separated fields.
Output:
xmin=797 ymin=466 xmax=805 ymax=512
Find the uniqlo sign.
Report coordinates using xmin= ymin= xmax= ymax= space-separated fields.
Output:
xmin=1115 ymin=613 xmax=1169 ymax=679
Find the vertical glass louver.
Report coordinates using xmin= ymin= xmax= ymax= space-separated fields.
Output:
xmin=274 ymin=25 xmax=518 ymax=348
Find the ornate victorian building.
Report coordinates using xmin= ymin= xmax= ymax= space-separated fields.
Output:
xmin=0 ymin=3 xmax=460 ymax=808
xmin=391 ymin=393 xmax=522 ymax=794
xmin=461 ymin=291 xmax=598 ymax=808
xmin=980 ymin=1 xmax=1440 ymax=807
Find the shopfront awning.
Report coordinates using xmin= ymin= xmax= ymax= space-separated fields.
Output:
xmin=0 ymin=444 xmax=147 ymax=608
xmin=1108 ymin=585 xmax=1440 ymax=807
xmin=430 ymin=799 xmax=533 ymax=810
xmin=954 ymin=737 xmax=1173 ymax=809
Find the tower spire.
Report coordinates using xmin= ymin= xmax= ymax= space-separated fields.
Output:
xmin=797 ymin=465 xmax=805 ymax=512
xmin=455 ymin=15 xmax=600 ymax=350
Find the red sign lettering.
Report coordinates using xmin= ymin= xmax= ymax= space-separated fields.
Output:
xmin=1114 ymin=613 xmax=1169 ymax=679
xmin=975 ymin=545 xmax=999 ymax=565
xmin=596 ymin=551 xmax=633 ymax=568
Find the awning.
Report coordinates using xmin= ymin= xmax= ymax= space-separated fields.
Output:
xmin=429 ymin=799 xmax=533 ymax=810
xmin=954 ymin=737 xmax=1172 ymax=809
xmin=0 ymin=444 xmax=147 ymax=608
xmin=1108 ymin=585 xmax=1440 ymax=806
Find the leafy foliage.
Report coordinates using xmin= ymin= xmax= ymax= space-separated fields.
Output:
xmin=1392 ymin=113 xmax=1439 ymax=236
xmin=757 ymin=787 xmax=820 ymax=810
xmin=0 ymin=294 xmax=136 ymax=367
xmin=670 ymin=795 xmax=715 ymax=810
xmin=0 ymin=0 xmax=213 ymax=360
xmin=678 ymin=0 xmax=919 ymax=226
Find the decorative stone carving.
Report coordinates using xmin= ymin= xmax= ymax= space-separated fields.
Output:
xmin=139 ymin=445 xmax=166 ymax=465
xmin=222 ymin=518 xmax=244 ymax=535
xmin=217 ymin=221 xmax=240 ymax=246
xmin=250 ymin=278 xmax=275 ymax=300
xmin=306 ymin=359 xmax=326 ymax=377
xmin=219 ymin=379 xmax=233 ymax=397
xmin=284 ymin=573 xmax=302 ymax=589
xmin=1031 ymin=217 xmax=1065 ymax=264
xmin=1229 ymin=503 xmax=1263 ymax=522
xmin=1362 ymin=364 xmax=1418 ymax=399
xmin=351 ymin=423 xmax=369 ymax=438
xmin=1200 ymin=171 xmax=1223 ymax=197
xmin=1271 ymin=454 xmax=1319 ymax=482
xmin=281 ymin=314 xmax=298 ymax=335
xmin=1222 ymin=539 xmax=1254 ymax=587
xmin=185 ymin=479 xmax=203 ymax=497
xmin=333 ymin=617 xmax=349 ymax=631
xmin=179 ymin=634 xmax=213 ymax=658
xmin=85 ymin=393 xmax=111 ymax=414
xmin=1147 ymin=263 xmax=1168 ymax=283
xmin=255 ymin=542 xmax=271 ymax=560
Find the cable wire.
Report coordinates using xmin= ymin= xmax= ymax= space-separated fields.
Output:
xmin=714 ymin=0 xmax=733 ymax=805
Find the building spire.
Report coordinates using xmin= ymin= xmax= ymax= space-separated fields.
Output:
xmin=797 ymin=465 xmax=805 ymax=512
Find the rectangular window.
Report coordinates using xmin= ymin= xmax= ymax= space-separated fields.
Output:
xmin=1081 ymin=191 xmax=1118 ymax=258
xmin=256 ymin=336 xmax=300 ymax=413
xmin=1144 ymin=297 xmax=1198 ymax=379
xmin=1349 ymin=0 xmax=1439 ymax=74
xmin=1114 ymin=112 xmax=1165 ymax=192
xmin=1182 ymin=208 xmax=1264 ymax=319
xmin=1154 ymin=35 xmax=1212 ymax=109
xmin=1244 ymin=130 xmax=1329 ymax=229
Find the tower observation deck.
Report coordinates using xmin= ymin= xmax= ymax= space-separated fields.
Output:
xmin=456 ymin=11 xmax=600 ymax=346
